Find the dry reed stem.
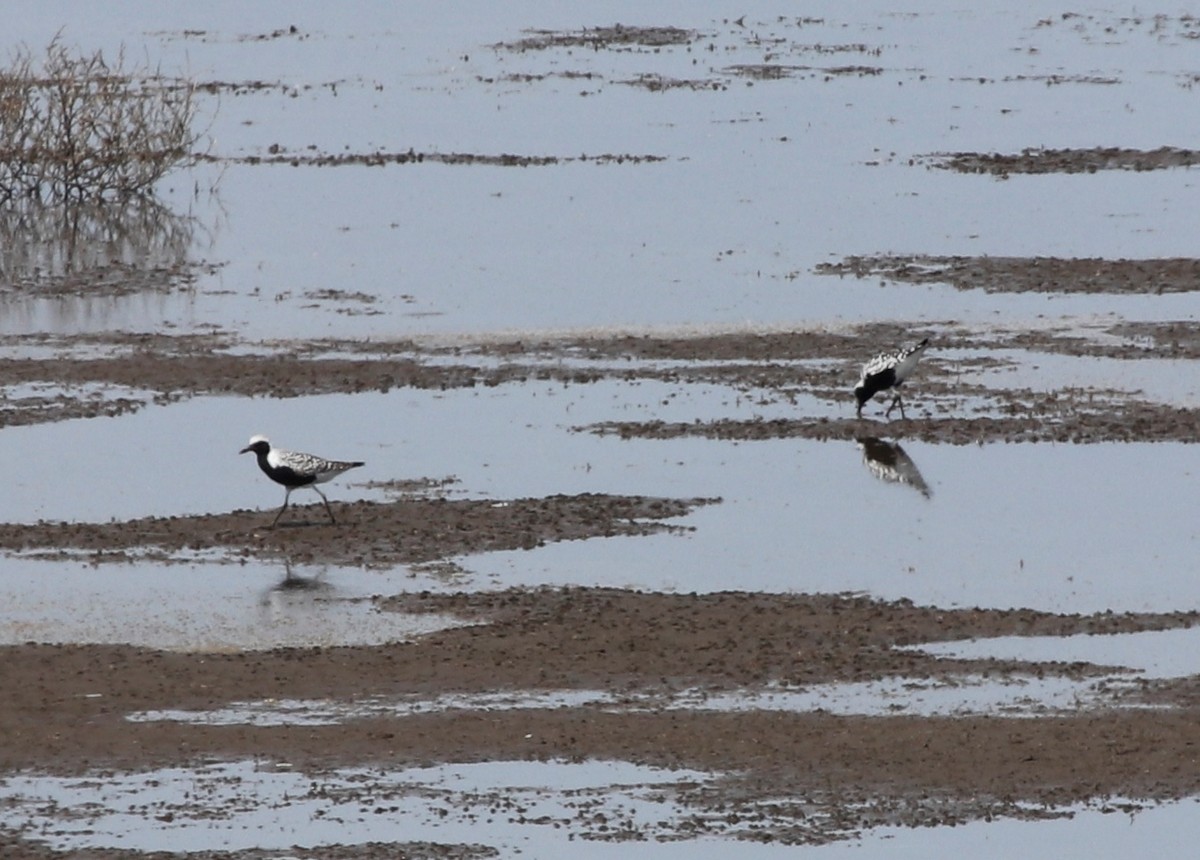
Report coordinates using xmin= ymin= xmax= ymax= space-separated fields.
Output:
xmin=0 ymin=38 xmax=201 ymax=202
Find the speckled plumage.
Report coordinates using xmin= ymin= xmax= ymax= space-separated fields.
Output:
xmin=240 ymin=435 xmax=363 ymax=526
xmin=854 ymin=338 xmax=929 ymax=419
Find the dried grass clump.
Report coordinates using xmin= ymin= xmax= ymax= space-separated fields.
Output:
xmin=0 ymin=38 xmax=201 ymax=203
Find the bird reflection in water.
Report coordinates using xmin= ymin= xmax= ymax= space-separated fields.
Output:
xmin=856 ymin=437 xmax=932 ymax=499
xmin=259 ymin=559 xmax=332 ymax=613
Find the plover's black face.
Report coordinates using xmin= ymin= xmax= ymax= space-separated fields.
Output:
xmin=239 ymin=436 xmax=271 ymax=456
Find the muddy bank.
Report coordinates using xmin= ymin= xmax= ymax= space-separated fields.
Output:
xmin=3 ymin=587 xmax=1200 ymax=852
xmin=816 ymin=254 xmax=1200 ymax=294
xmin=2 ymin=304 xmax=1199 ymax=850
xmin=0 ymin=494 xmax=707 ymax=566
xmin=3 ymin=323 xmax=1199 ymax=443
xmin=920 ymin=146 xmax=1200 ymax=175
xmin=494 ymin=25 xmax=698 ymax=52
xmin=457 ymin=322 xmax=1200 ymax=444
xmin=585 ymin=401 xmax=1200 ymax=444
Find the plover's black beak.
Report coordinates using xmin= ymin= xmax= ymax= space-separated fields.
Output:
xmin=238 ymin=445 xmax=252 ymax=454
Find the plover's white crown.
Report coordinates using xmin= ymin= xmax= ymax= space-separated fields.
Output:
xmin=247 ymin=433 xmax=270 ymax=446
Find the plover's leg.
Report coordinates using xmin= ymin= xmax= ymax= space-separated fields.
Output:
xmin=271 ymin=488 xmax=292 ymax=527
xmin=313 ymin=486 xmax=337 ymax=525
xmin=886 ymin=391 xmax=905 ymax=419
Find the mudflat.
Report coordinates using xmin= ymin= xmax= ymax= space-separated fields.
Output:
xmin=3 ymin=328 xmax=1199 ymax=854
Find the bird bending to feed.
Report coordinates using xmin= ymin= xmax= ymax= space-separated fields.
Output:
xmin=854 ymin=338 xmax=929 ymax=420
xmin=239 ymin=435 xmax=364 ymax=526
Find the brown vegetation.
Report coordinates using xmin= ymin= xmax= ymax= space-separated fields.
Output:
xmin=0 ymin=38 xmax=201 ymax=202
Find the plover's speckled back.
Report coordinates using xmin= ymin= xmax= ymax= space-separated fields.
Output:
xmin=239 ymin=434 xmax=364 ymax=526
xmin=854 ymin=338 xmax=929 ymax=420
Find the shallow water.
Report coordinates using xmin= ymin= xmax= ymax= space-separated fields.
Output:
xmin=912 ymin=626 xmax=1200 ymax=680
xmin=816 ymin=799 xmax=1200 ymax=860
xmin=119 ymin=672 xmax=1153 ymax=728
xmin=3 ymin=382 xmax=1199 ymax=617
xmin=0 ymin=759 xmax=717 ymax=854
xmin=4 ymin=0 xmax=1200 ymax=855
xmin=0 ymin=556 xmax=466 ymax=651
xmin=2 ymin=376 xmax=1200 ymax=657
xmin=1 ymin=757 xmax=1193 ymax=856
xmin=3 ymin=1 xmax=1200 ymax=339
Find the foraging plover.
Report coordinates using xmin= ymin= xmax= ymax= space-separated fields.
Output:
xmin=239 ymin=435 xmax=364 ymax=526
xmin=854 ymin=338 xmax=929 ymax=419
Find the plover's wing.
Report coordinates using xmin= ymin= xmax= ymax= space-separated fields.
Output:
xmin=316 ymin=457 xmax=365 ymax=478
xmin=269 ymin=448 xmax=342 ymax=477
xmin=859 ymin=349 xmax=901 ymax=383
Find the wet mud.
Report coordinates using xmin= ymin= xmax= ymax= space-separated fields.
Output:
xmin=494 ymin=25 xmax=698 ymax=52
xmin=157 ymin=16 xmax=1200 ymax=186
xmin=197 ymin=148 xmax=668 ymax=168
xmin=4 ymin=587 xmax=1200 ymax=855
xmin=816 ymin=254 xmax=1200 ymax=294
xmin=587 ymin=402 xmax=1200 ymax=445
xmin=7 ymin=10 xmax=1200 ymax=855
xmin=4 ymin=325 xmax=1200 ymax=855
xmin=3 ymin=323 xmax=1197 ymax=443
xmin=0 ymin=494 xmax=707 ymax=567
xmin=920 ymin=146 xmax=1200 ymax=175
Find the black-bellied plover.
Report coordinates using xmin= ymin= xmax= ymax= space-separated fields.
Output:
xmin=239 ymin=435 xmax=364 ymax=526
xmin=854 ymin=338 xmax=929 ymax=419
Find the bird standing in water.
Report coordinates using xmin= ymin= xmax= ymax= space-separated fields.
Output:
xmin=854 ymin=338 xmax=929 ymax=419
xmin=239 ymin=435 xmax=364 ymax=526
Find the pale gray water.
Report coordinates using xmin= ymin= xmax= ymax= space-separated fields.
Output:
xmin=3 ymin=1 xmax=1199 ymax=855
xmin=2 ymin=757 xmax=1194 ymax=856
xmin=2 ymin=1 xmax=1199 ymax=339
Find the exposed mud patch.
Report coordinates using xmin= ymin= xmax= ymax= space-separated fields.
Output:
xmin=620 ymin=73 xmax=726 ymax=91
xmin=920 ymin=145 xmax=1200 ymax=175
xmin=494 ymin=25 xmax=698 ymax=52
xmin=385 ymin=587 xmax=1200 ymax=690
xmin=726 ymin=63 xmax=882 ymax=79
xmin=584 ymin=403 xmax=1200 ymax=445
xmin=816 ymin=253 xmax=1200 ymax=294
xmin=477 ymin=69 xmax=602 ymax=86
xmin=0 ymin=494 xmax=710 ymax=567
xmin=979 ymin=73 xmax=1121 ymax=85
xmin=2 ymin=323 xmax=1199 ymax=443
xmin=10 ymin=8 xmax=1200 ymax=857
xmin=197 ymin=148 xmax=668 ymax=168
xmin=1102 ymin=321 xmax=1200 ymax=357
xmin=0 ymin=385 xmax=156 ymax=426
xmin=3 ymin=587 xmax=1200 ymax=855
